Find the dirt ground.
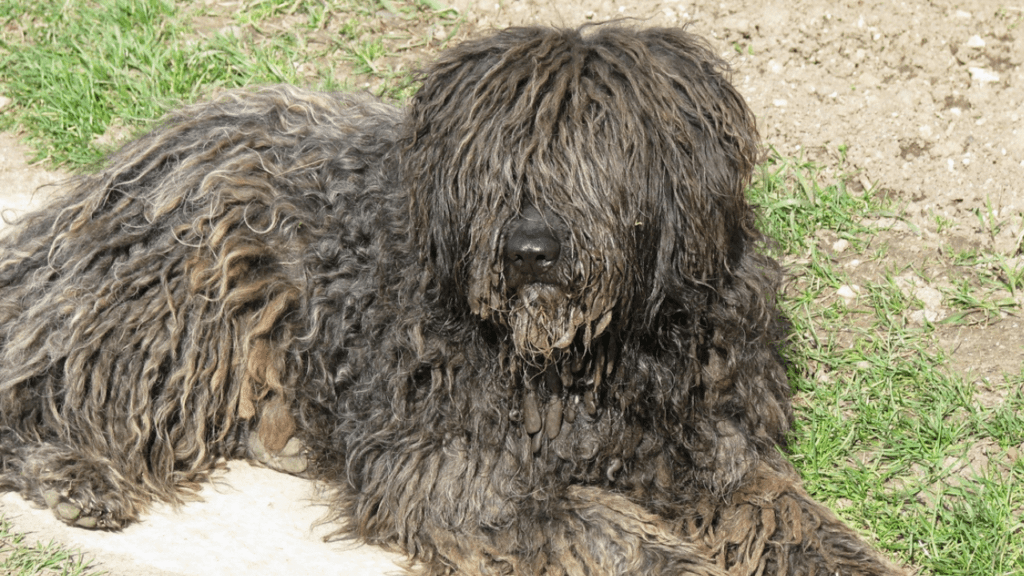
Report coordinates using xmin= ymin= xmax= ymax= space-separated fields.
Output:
xmin=1 ymin=0 xmax=1022 ymax=574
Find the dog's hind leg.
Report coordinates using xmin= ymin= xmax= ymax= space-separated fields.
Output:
xmin=0 ymin=250 xmax=299 ymax=528
xmin=0 ymin=87 xmax=374 ymax=527
xmin=0 ymin=431 xmax=175 ymax=528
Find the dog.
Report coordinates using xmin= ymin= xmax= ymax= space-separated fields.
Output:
xmin=0 ymin=25 xmax=903 ymax=575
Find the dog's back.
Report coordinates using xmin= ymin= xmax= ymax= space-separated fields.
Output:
xmin=0 ymin=86 xmax=400 ymax=527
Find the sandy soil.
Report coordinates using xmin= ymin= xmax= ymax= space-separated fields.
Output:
xmin=1 ymin=0 xmax=1022 ymax=574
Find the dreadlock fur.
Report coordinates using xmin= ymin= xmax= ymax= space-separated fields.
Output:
xmin=0 ymin=25 xmax=903 ymax=575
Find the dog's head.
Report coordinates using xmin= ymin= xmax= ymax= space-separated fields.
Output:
xmin=403 ymin=26 xmax=760 ymax=364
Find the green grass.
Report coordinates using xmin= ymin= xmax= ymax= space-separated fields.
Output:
xmin=1 ymin=2 xmax=1023 ymax=575
xmin=0 ymin=515 xmax=103 ymax=576
xmin=750 ymin=153 xmax=1024 ymax=575
xmin=0 ymin=0 xmax=460 ymax=165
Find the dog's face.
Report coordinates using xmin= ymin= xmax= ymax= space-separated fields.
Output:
xmin=403 ymin=26 xmax=759 ymax=365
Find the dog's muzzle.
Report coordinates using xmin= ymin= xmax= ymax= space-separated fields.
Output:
xmin=504 ymin=205 xmax=563 ymax=288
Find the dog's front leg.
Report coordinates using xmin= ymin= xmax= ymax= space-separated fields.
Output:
xmin=340 ymin=440 xmax=724 ymax=576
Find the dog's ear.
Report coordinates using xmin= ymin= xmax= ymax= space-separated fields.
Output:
xmin=622 ymin=28 xmax=764 ymax=309
xmin=638 ymin=28 xmax=760 ymax=188
xmin=633 ymin=29 xmax=790 ymax=448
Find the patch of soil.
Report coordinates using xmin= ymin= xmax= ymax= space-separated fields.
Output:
xmin=1 ymin=1 xmax=1022 ymax=574
xmin=0 ymin=133 xmax=65 ymax=227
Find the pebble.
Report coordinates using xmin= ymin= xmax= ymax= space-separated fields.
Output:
xmin=218 ymin=25 xmax=242 ymax=38
xmin=858 ymin=72 xmax=880 ymax=87
xmin=969 ymin=68 xmax=999 ymax=84
xmin=910 ymin=309 xmax=943 ymax=324
xmin=837 ymin=285 xmax=861 ymax=302
xmin=725 ymin=17 xmax=750 ymax=35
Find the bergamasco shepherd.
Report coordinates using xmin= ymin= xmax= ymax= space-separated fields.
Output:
xmin=0 ymin=25 xmax=903 ymax=576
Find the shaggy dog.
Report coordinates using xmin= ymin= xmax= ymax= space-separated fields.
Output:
xmin=0 ymin=26 xmax=902 ymax=575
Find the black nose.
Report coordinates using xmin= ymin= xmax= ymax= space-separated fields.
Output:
xmin=505 ymin=206 xmax=561 ymax=281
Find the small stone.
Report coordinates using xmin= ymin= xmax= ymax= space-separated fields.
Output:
xmin=858 ymin=72 xmax=880 ymax=87
xmin=837 ymin=285 xmax=861 ymax=302
xmin=726 ymin=18 xmax=750 ymax=36
xmin=219 ymin=25 xmax=243 ymax=38
xmin=910 ymin=309 xmax=943 ymax=325
xmin=913 ymin=285 xmax=943 ymax=310
xmin=969 ymin=68 xmax=999 ymax=84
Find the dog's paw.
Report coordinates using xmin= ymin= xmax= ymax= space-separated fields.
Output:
xmin=247 ymin=431 xmax=308 ymax=476
xmin=41 ymin=488 xmax=113 ymax=529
